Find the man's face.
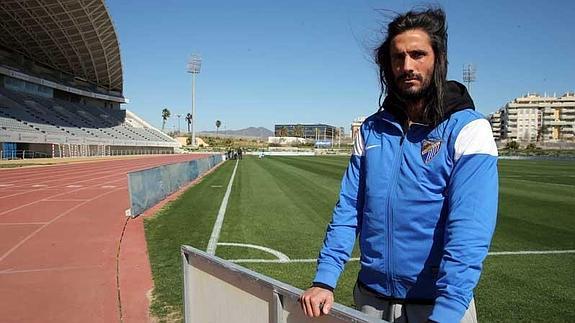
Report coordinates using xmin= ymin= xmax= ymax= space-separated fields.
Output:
xmin=390 ymin=29 xmax=435 ymax=100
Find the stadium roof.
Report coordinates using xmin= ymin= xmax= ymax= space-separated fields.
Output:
xmin=0 ymin=0 xmax=123 ymax=93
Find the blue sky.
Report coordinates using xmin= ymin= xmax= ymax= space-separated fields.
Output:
xmin=106 ymin=0 xmax=575 ymax=134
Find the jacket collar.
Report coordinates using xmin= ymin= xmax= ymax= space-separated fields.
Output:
xmin=380 ymin=80 xmax=475 ymax=130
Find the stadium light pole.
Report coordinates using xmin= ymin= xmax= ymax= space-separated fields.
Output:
xmin=463 ymin=64 xmax=476 ymax=94
xmin=187 ymin=54 xmax=202 ymax=147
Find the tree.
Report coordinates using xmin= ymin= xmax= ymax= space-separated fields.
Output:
xmin=278 ymin=126 xmax=288 ymax=137
xmin=161 ymin=108 xmax=171 ymax=131
xmin=505 ymin=140 xmax=519 ymax=150
xmin=216 ymin=120 xmax=221 ymax=135
xmin=294 ymin=125 xmax=304 ymax=138
xmin=185 ymin=113 xmax=192 ymax=133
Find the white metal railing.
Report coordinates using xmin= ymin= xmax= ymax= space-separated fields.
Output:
xmin=181 ymin=245 xmax=382 ymax=323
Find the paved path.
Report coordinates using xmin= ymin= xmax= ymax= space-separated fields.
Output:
xmin=0 ymin=154 xmax=209 ymax=322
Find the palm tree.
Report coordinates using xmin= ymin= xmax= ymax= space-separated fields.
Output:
xmin=216 ymin=120 xmax=221 ymax=135
xmin=185 ymin=113 xmax=192 ymax=133
xmin=161 ymin=108 xmax=171 ymax=131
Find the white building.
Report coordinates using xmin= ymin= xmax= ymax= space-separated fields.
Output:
xmin=504 ymin=92 xmax=575 ymax=143
xmin=487 ymin=110 xmax=502 ymax=141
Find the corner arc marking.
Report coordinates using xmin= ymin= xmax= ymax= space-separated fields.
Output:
xmin=217 ymin=242 xmax=291 ymax=262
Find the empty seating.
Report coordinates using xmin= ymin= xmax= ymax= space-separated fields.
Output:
xmin=0 ymin=87 xmax=177 ymax=147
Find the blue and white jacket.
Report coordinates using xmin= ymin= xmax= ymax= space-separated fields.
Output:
xmin=313 ymin=81 xmax=498 ymax=323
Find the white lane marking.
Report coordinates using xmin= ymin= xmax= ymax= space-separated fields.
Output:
xmin=66 ymin=185 xmax=83 ymax=188
xmin=218 ymin=242 xmax=290 ymax=262
xmin=0 ymin=222 xmax=47 ymax=226
xmin=227 ymin=250 xmax=575 ymax=264
xmin=101 ymin=185 xmax=116 ymax=188
xmin=0 ymin=188 xmax=124 ymax=262
xmin=0 ymin=178 xmax=124 ymax=215
xmin=206 ymin=160 xmax=239 ymax=255
xmin=31 ymin=185 xmax=47 ymax=187
xmin=0 ymin=184 xmax=14 ymax=187
xmin=0 ymin=265 xmax=102 ymax=275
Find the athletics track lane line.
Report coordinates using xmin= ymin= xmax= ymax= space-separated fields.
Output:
xmin=0 ymin=163 xmax=149 ymax=200
xmin=207 ymin=159 xmax=239 ymax=255
xmin=0 ymin=155 xmax=192 ymax=209
xmin=0 ymin=158 xmax=173 ymax=190
xmin=0 ymin=154 xmax=212 ymax=323
xmin=0 ymin=156 xmax=186 ymax=252
xmin=0 ymin=177 xmax=127 ymax=216
xmin=0 ymin=187 xmax=124 ymax=262
xmin=0 ymin=154 xmax=198 ymax=185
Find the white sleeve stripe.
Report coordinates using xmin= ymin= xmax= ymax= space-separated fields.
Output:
xmin=454 ymin=119 xmax=498 ymax=162
xmin=352 ymin=129 xmax=365 ymax=156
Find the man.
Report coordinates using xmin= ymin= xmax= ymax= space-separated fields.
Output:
xmin=300 ymin=8 xmax=498 ymax=323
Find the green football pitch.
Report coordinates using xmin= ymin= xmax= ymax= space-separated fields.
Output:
xmin=144 ymin=155 xmax=575 ymax=322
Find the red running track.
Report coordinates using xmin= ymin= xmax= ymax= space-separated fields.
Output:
xmin=0 ymin=154 xmax=211 ymax=322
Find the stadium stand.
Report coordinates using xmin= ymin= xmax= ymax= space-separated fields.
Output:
xmin=0 ymin=0 xmax=179 ymax=159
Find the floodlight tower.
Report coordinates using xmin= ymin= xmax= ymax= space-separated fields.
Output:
xmin=187 ymin=54 xmax=202 ymax=147
xmin=463 ymin=64 xmax=476 ymax=94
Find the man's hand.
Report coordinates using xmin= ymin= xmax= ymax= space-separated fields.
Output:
xmin=299 ymin=286 xmax=334 ymax=318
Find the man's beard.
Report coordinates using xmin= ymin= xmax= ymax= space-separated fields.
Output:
xmin=395 ymin=72 xmax=432 ymax=101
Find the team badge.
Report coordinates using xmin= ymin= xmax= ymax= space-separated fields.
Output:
xmin=421 ymin=139 xmax=442 ymax=164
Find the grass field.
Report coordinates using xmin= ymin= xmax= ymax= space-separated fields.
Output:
xmin=144 ymin=156 xmax=575 ymax=322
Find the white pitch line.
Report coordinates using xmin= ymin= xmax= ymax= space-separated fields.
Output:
xmin=206 ymin=160 xmax=239 ymax=255
xmin=488 ymin=250 xmax=575 ymax=256
xmin=227 ymin=250 xmax=575 ymax=264
xmin=218 ymin=242 xmax=290 ymax=262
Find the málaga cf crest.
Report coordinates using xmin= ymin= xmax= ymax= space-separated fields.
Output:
xmin=421 ymin=139 xmax=442 ymax=164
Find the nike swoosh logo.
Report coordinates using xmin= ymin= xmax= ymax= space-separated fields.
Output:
xmin=366 ymin=145 xmax=380 ymax=150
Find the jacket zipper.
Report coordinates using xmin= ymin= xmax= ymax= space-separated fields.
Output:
xmin=378 ymin=112 xmax=406 ymax=296
xmin=386 ymin=132 xmax=405 ymax=295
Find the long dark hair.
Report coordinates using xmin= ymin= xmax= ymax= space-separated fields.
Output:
xmin=375 ymin=7 xmax=448 ymax=126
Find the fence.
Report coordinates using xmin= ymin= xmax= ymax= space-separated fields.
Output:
xmin=127 ymin=154 xmax=224 ymax=217
xmin=181 ymin=245 xmax=382 ymax=323
xmin=0 ymin=149 xmax=50 ymax=159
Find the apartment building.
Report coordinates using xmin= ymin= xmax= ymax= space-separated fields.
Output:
xmin=503 ymin=92 xmax=575 ymax=143
xmin=487 ymin=110 xmax=503 ymax=141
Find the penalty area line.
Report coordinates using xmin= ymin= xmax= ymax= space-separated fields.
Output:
xmin=206 ymin=159 xmax=239 ymax=255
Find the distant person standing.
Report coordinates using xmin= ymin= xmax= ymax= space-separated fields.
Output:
xmin=237 ymin=147 xmax=243 ymax=160
xmin=300 ymin=7 xmax=498 ymax=323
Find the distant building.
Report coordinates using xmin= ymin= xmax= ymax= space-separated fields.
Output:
xmin=274 ymin=124 xmax=338 ymax=141
xmin=267 ymin=137 xmax=306 ymax=145
xmin=351 ymin=117 xmax=366 ymax=141
xmin=487 ymin=110 xmax=503 ymax=141
xmin=502 ymin=92 xmax=575 ymax=143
